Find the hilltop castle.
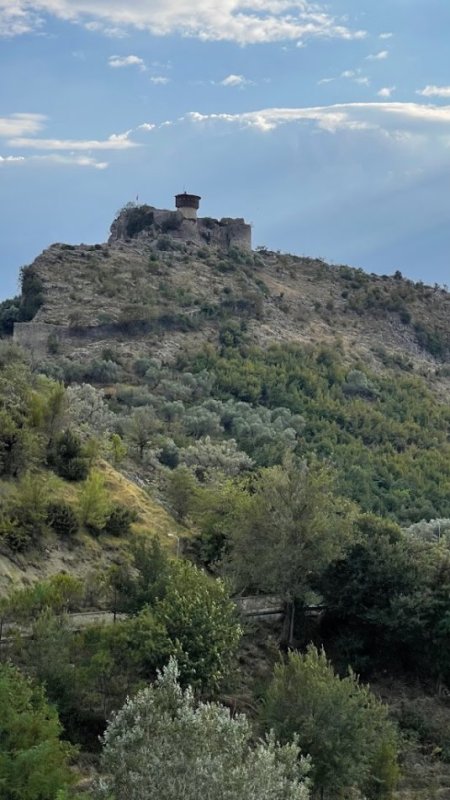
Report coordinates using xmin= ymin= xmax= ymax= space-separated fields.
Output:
xmin=109 ymin=193 xmax=252 ymax=251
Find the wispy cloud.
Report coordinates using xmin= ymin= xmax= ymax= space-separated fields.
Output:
xmin=0 ymin=153 xmax=108 ymax=168
xmin=0 ymin=0 xmax=366 ymax=45
xmin=0 ymin=154 xmax=26 ymax=163
xmin=8 ymin=131 xmax=138 ymax=151
xmin=184 ymin=101 xmax=450 ymax=134
xmin=379 ymin=32 xmax=393 ymax=40
xmin=0 ymin=113 xmax=46 ymax=137
xmin=366 ymin=50 xmax=389 ymax=61
xmin=108 ymin=54 xmax=146 ymax=70
xmin=219 ymin=74 xmax=252 ymax=87
xmin=417 ymin=85 xmax=450 ymax=98
xmin=0 ymin=4 xmax=42 ymax=36
xmin=378 ymin=86 xmax=395 ymax=98
xmin=319 ymin=69 xmax=370 ymax=87
xmin=150 ymin=76 xmax=170 ymax=85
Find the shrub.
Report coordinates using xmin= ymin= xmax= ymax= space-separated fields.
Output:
xmin=20 ymin=265 xmax=45 ymax=321
xmin=46 ymin=501 xmax=79 ymax=537
xmin=104 ymin=504 xmax=137 ymax=536
xmin=78 ymin=470 xmax=110 ymax=534
xmin=0 ymin=662 xmax=74 ymax=799
xmin=50 ymin=430 xmax=89 ymax=481
xmin=0 ymin=296 xmax=21 ymax=336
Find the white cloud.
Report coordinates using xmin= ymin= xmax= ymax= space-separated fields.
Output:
xmin=138 ymin=123 xmax=156 ymax=131
xmin=220 ymin=74 xmax=251 ymax=87
xmin=320 ymin=69 xmax=369 ymax=87
xmin=0 ymin=4 xmax=42 ymax=36
xmin=379 ymin=32 xmax=393 ymax=40
xmin=378 ymin=86 xmax=395 ymax=98
xmin=0 ymin=0 xmax=367 ymax=45
xmin=0 ymin=155 xmax=26 ymax=163
xmin=0 ymin=153 xmax=108 ymax=168
xmin=0 ymin=113 xmax=46 ymax=137
xmin=150 ymin=76 xmax=170 ymax=84
xmin=108 ymin=54 xmax=145 ymax=70
xmin=8 ymin=131 xmax=138 ymax=150
xmin=184 ymin=101 xmax=450 ymax=134
xmin=417 ymin=85 xmax=450 ymax=98
xmin=85 ymin=20 xmax=126 ymax=37
xmin=366 ymin=50 xmax=389 ymax=61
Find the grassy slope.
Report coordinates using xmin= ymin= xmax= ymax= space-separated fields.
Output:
xmin=0 ymin=460 xmax=183 ymax=596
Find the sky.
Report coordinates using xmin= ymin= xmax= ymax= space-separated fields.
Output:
xmin=1 ymin=0 xmax=449 ymax=300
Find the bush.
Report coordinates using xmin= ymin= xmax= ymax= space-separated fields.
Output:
xmin=104 ymin=504 xmax=137 ymax=536
xmin=78 ymin=470 xmax=110 ymax=534
xmin=20 ymin=265 xmax=45 ymax=321
xmin=50 ymin=430 xmax=89 ymax=481
xmin=0 ymin=296 xmax=21 ymax=336
xmin=264 ymin=647 xmax=399 ymax=800
xmin=46 ymin=502 xmax=79 ymax=537
xmin=0 ymin=663 xmax=74 ymax=799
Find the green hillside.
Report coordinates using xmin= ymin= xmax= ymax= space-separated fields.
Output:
xmin=1 ymin=217 xmax=450 ymax=798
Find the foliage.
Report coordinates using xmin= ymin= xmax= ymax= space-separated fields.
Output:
xmin=103 ymin=503 xmax=137 ymax=536
xmin=185 ymin=343 xmax=450 ymax=523
xmin=78 ymin=470 xmax=110 ymax=533
xmin=0 ymin=296 xmax=21 ymax=336
xmin=0 ymin=662 xmax=74 ymax=800
xmin=49 ymin=429 xmax=90 ymax=481
xmin=157 ymin=561 xmax=242 ymax=691
xmin=226 ymin=459 xmax=354 ymax=602
xmin=4 ymin=472 xmax=51 ymax=549
xmin=264 ymin=647 xmax=399 ymax=799
xmin=46 ymin=501 xmax=79 ymax=537
xmin=165 ymin=465 xmax=198 ymax=521
xmin=66 ymin=383 xmax=117 ymax=438
xmin=126 ymin=408 xmax=158 ymax=459
xmin=96 ymin=658 xmax=310 ymax=800
xmin=318 ymin=514 xmax=450 ymax=683
xmin=20 ymin=265 xmax=45 ymax=321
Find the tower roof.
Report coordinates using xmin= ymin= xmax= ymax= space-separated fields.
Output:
xmin=175 ymin=192 xmax=201 ymax=210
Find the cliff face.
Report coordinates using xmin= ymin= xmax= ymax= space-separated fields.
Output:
xmin=11 ymin=206 xmax=450 ymax=394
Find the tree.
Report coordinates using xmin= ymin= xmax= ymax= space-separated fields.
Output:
xmin=227 ymin=459 xmax=354 ymax=644
xmin=127 ymin=408 xmax=158 ymax=460
xmin=157 ymin=561 xmax=242 ymax=691
xmin=0 ymin=663 xmax=74 ymax=800
xmin=165 ymin=465 xmax=198 ymax=522
xmin=96 ymin=658 xmax=310 ymax=800
xmin=263 ymin=647 xmax=399 ymax=800
xmin=78 ymin=470 xmax=110 ymax=533
xmin=6 ymin=471 xmax=51 ymax=548
xmin=50 ymin=429 xmax=89 ymax=481
xmin=317 ymin=514 xmax=433 ymax=674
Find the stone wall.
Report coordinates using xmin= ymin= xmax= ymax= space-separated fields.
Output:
xmin=13 ymin=322 xmax=64 ymax=361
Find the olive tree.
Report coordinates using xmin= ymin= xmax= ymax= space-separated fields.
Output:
xmin=97 ymin=658 xmax=311 ymax=800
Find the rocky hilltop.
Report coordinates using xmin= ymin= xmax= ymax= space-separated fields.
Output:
xmin=12 ymin=202 xmax=450 ymax=392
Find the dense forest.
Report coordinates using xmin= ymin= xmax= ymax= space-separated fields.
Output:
xmin=1 ymin=244 xmax=450 ymax=799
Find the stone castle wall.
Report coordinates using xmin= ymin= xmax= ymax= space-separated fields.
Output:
xmin=109 ymin=206 xmax=252 ymax=251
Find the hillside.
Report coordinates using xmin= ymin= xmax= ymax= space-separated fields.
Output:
xmin=2 ymin=204 xmax=450 ymax=799
xmin=9 ymin=202 xmax=450 ymax=388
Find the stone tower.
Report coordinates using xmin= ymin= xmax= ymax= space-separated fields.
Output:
xmin=175 ymin=192 xmax=201 ymax=220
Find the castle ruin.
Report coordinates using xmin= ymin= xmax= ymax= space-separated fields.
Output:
xmin=109 ymin=193 xmax=252 ymax=251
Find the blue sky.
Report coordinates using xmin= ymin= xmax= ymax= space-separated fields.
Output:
xmin=1 ymin=0 xmax=449 ymax=299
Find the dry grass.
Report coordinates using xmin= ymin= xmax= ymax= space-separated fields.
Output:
xmin=0 ymin=462 xmax=184 ymax=596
